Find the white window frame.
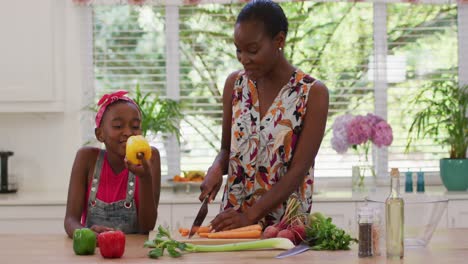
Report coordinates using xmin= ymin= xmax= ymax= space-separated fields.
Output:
xmin=80 ymin=1 xmax=468 ymax=186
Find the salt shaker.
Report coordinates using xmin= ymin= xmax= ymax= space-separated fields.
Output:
xmin=372 ymin=207 xmax=384 ymax=256
xmin=358 ymin=206 xmax=374 ymax=258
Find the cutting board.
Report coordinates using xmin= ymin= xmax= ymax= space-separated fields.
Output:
xmin=148 ymin=231 xmax=258 ymax=245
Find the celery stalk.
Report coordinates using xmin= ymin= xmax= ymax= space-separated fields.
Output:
xmin=145 ymin=225 xmax=295 ymax=259
xmin=185 ymin=238 xmax=295 ymax=252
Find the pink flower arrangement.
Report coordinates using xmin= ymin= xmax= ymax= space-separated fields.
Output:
xmin=331 ymin=113 xmax=393 ymax=159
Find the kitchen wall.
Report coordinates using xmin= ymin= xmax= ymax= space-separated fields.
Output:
xmin=0 ymin=0 xmax=92 ymax=194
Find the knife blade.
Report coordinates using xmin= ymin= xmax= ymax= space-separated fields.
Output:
xmin=188 ymin=196 xmax=209 ymax=238
xmin=275 ymin=243 xmax=309 ymax=259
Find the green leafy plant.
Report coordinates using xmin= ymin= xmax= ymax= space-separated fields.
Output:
xmin=144 ymin=225 xmax=294 ymax=259
xmin=405 ymin=79 xmax=468 ymax=159
xmin=305 ymin=212 xmax=357 ymax=250
xmin=132 ymin=84 xmax=183 ymax=142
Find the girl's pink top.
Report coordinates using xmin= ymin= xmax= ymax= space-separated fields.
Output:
xmin=81 ymin=153 xmax=140 ymax=225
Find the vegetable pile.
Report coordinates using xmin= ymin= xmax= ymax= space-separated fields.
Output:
xmin=262 ymin=196 xmax=307 ymax=245
xmin=262 ymin=196 xmax=357 ymax=250
xmin=305 ymin=212 xmax=358 ymax=250
xmin=144 ymin=225 xmax=294 ymax=259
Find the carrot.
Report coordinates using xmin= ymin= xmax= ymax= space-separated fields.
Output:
xmin=196 ymin=226 xmax=212 ymax=234
xmin=207 ymin=230 xmax=261 ymax=239
xmin=223 ymin=224 xmax=263 ymax=233
xmin=198 ymin=232 xmax=210 ymax=238
xmin=179 ymin=227 xmax=189 ymax=237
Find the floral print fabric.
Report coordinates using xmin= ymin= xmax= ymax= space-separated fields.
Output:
xmin=221 ymin=69 xmax=317 ymax=227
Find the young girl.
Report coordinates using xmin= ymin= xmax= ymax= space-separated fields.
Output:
xmin=64 ymin=90 xmax=160 ymax=237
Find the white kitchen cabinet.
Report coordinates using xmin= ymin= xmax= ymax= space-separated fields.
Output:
xmin=0 ymin=0 xmax=64 ymax=112
xmin=311 ymin=202 xmax=357 ymax=235
xmin=0 ymin=205 xmax=65 ymax=234
xmin=357 ymin=201 xmax=449 ymax=230
xmin=448 ymin=200 xmax=468 ymax=228
xmin=155 ymin=204 xmax=172 ymax=230
xmin=171 ymin=203 xmax=222 ymax=230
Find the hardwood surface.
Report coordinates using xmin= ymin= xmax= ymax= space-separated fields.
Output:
xmin=1 ymin=229 xmax=467 ymax=263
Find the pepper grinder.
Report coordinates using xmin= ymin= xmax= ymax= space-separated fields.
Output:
xmin=0 ymin=151 xmax=16 ymax=193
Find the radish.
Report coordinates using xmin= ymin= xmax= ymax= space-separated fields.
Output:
xmin=263 ymin=225 xmax=280 ymax=239
xmin=277 ymin=229 xmax=295 ymax=244
xmin=289 ymin=224 xmax=306 ymax=245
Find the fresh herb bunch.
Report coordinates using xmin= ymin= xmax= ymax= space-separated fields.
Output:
xmin=144 ymin=225 xmax=295 ymax=259
xmin=144 ymin=226 xmax=186 ymax=258
xmin=305 ymin=212 xmax=358 ymax=250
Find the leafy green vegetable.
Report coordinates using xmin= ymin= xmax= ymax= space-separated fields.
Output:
xmin=144 ymin=225 xmax=295 ymax=258
xmin=305 ymin=212 xmax=358 ymax=250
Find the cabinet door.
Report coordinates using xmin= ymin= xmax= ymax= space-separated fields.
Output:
xmin=172 ymin=203 xmax=221 ymax=230
xmin=155 ymin=204 xmax=172 ymax=230
xmin=312 ymin=202 xmax=357 ymax=235
xmin=0 ymin=205 xmax=65 ymax=234
xmin=0 ymin=0 xmax=63 ymax=112
xmin=448 ymin=200 xmax=468 ymax=228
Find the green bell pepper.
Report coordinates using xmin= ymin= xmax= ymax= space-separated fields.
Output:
xmin=73 ymin=228 xmax=96 ymax=255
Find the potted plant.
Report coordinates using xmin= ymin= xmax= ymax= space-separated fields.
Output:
xmin=406 ymin=79 xmax=468 ymax=191
xmin=132 ymin=84 xmax=183 ymax=142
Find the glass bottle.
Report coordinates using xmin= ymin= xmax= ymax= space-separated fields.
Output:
xmin=404 ymin=170 xmax=413 ymax=193
xmin=385 ymin=168 xmax=404 ymax=259
xmin=417 ymin=171 xmax=425 ymax=193
xmin=358 ymin=206 xmax=373 ymax=258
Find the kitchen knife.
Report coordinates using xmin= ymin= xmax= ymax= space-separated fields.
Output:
xmin=188 ymin=196 xmax=209 ymax=238
xmin=275 ymin=243 xmax=309 ymax=259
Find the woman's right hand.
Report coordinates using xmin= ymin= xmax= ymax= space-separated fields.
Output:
xmin=199 ymin=165 xmax=224 ymax=202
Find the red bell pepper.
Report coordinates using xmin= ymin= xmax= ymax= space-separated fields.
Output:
xmin=97 ymin=230 xmax=126 ymax=258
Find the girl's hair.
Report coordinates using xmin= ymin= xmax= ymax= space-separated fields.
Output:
xmin=236 ymin=0 xmax=288 ymax=38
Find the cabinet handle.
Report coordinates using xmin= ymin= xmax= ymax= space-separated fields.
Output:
xmin=451 ymin=217 xmax=455 ymax=228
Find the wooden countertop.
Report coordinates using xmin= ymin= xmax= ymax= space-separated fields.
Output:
xmin=1 ymin=229 xmax=467 ymax=263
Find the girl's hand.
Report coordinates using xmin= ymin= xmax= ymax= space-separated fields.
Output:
xmin=126 ymin=152 xmax=151 ymax=178
xmin=210 ymin=208 xmax=252 ymax=232
xmin=199 ymin=166 xmax=224 ymax=203
xmin=89 ymin=225 xmax=114 ymax=234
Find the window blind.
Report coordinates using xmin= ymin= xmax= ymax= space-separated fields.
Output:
xmin=93 ymin=5 xmax=170 ymax=176
xmin=91 ymin=2 xmax=461 ymax=179
xmin=386 ymin=3 xmax=458 ymax=172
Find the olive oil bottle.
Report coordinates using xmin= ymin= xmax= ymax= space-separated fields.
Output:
xmin=386 ymin=168 xmax=404 ymax=259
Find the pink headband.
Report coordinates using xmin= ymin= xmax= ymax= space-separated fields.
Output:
xmin=95 ymin=90 xmax=138 ymax=128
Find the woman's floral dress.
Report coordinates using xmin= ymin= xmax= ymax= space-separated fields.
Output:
xmin=221 ymin=69 xmax=317 ymax=227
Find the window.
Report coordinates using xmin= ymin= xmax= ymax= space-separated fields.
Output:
xmin=91 ymin=2 xmax=461 ymax=180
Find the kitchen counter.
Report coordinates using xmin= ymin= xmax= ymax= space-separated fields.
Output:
xmin=0 ymin=229 xmax=467 ymax=263
xmin=1 ymin=185 xmax=467 ymax=205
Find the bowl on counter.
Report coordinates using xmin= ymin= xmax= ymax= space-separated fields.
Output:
xmin=365 ymin=193 xmax=448 ymax=247
xmin=168 ymin=179 xmax=202 ymax=193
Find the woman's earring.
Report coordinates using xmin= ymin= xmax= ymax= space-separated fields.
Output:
xmin=279 ymin=47 xmax=283 ymax=51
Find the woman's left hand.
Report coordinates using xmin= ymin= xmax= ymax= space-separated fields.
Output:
xmin=210 ymin=208 xmax=253 ymax=231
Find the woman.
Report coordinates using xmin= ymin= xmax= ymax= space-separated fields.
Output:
xmin=200 ymin=0 xmax=329 ymax=231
